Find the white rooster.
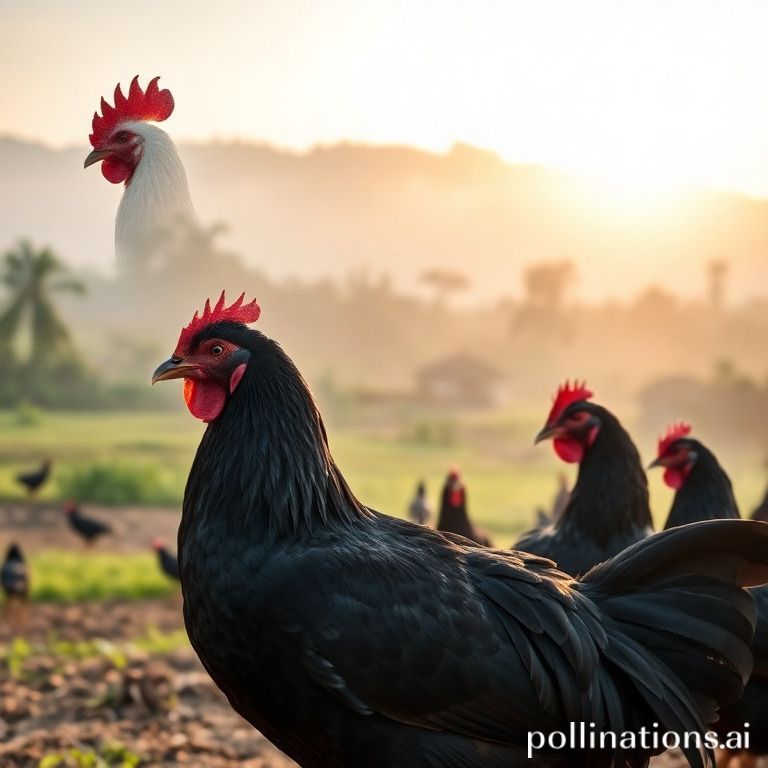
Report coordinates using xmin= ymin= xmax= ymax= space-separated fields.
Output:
xmin=84 ymin=76 xmax=198 ymax=264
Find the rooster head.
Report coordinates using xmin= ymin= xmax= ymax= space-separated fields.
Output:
xmin=535 ymin=380 xmax=599 ymax=463
xmin=151 ymin=538 xmax=166 ymax=551
xmin=445 ymin=466 xmax=464 ymax=505
xmin=648 ymin=422 xmax=696 ymax=489
xmin=84 ymin=76 xmax=174 ymax=185
xmin=153 ymin=291 xmax=261 ymax=423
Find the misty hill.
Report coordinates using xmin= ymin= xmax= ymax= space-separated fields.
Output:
xmin=2 ymin=136 xmax=768 ymax=302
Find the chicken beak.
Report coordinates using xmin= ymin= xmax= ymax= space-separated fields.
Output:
xmin=534 ymin=425 xmax=558 ymax=444
xmin=84 ymin=148 xmax=110 ymax=168
xmin=152 ymin=358 xmax=199 ymax=384
xmin=647 ymin=457 xmax=663 ymax=470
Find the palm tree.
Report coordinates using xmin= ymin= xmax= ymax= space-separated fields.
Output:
xmin=0 ymin=241 xmax=84 ymax=365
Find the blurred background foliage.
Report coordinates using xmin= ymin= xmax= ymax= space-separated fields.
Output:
xmin=1 ymin=219 xmax=768 ymax=554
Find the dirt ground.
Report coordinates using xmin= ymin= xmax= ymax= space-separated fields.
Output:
xmin=0 ymin=599 xmax=296 ymax=768
xmin=0 ymin=502 xmax=182 ymax=552
xmin=0 ymin=506 xmax=297 ymax=767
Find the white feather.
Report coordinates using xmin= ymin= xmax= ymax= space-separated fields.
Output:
xmin=115 ymin=121 xmax=198 ymax=264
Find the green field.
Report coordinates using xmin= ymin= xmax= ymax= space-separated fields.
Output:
xmin=1 ymin=407 xmax=767 ymax=553
xmin=0 ymin=407 xmax=562 ymax=541
xmin=28 ymin=551 xmax=177 ymax=602
xmin=0 ymin=410 xmax=200 ymax=505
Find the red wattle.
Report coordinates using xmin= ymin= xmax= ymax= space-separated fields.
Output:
xmin=449 ymin=489 xmax=464 ymax=507
xmin=553 ymin=437 xmax=584 ymax=464
xmin=663 ymin=467 xmax=687 ymax=490
xmin=101 ymin=157 xmax=134 ymax=184
xmin=183 ymin=378 xmax=226 ymax=423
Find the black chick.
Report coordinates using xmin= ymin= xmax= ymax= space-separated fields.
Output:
xmin=64 ymin=500 xmax=111 ymax=546
xmin=15 ymin=459 xmax=52 ymax=497
xmin=152 ymin=538 xmax=180 ymax=580
xmin=2 ymin=542 xmax=29 ymax=630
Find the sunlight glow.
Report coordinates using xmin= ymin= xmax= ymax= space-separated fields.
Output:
xmin=1 ymin=1 xmax=768 ymax=197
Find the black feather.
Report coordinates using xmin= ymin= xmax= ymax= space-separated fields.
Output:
xmin=657 ymin=436 xmax=767 ymax=757
xmin=173 ymin=322 xmax=768 ymax=768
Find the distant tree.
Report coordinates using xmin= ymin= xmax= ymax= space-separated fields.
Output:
xmin=511 ymin=259 xmax=576 ymax=342
xmin=420 ymin=269 xmax=470 ymax=306
xmin=631 ymin=284 xmax=678 ymax=319
xmin=0 ymin=241 xmax=85 ymax=365
xmin=522 ymin=260 xmax=575 ymax=310
xmin=708 ymin=258 xmax=728 ymax=310
xmin=711 ymin=358 xmax=754 ymax=390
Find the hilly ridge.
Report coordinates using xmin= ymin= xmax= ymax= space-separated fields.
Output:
xmin=1 ymin=136 xmax=767 ymax=302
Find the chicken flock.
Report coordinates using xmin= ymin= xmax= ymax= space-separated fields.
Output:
xmin=4 ymin=74 xmax=768 ymax=768
xmin=143 ymin=292 xmax=768 ymax=768
xmin=2 ymin=477 xmax=180 ymax=633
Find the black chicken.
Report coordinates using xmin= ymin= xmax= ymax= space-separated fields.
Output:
xmin=2 ymin=542 xmax=29 ymax=630
xmin=153 ymin=293 xmax=768 ymax=768
xmin=15 ymin=459 xmax=52 ymax=497
xmin=436 ymin=469 xmax=491 ymax=546
xmin=64 ymin=500 xmax=111 ymax=545
xmin=153 ymin=538 xmax=180 ymax=580
xmin=649 ymin=422 xmax=741 ymax=529
xmin=515 ymin=382 xmax=653 ymax=576
xmin=649 ymin=423 xmax=766 ymax=764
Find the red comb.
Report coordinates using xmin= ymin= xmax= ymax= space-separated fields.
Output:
xmin=175 ymin=291 xmax=261 ymax=355
xmin=657 ymin=421 xmax=692 ymax=456
xmin=546 ymin=380 xmax=593 ymax=426
xmin=89 ymin=76 xmax=174 ymax=148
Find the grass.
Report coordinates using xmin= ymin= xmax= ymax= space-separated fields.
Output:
xmin=58 ymin=463 xmax=179 ymax=505
xmin=3 ymin=626 xmax=189 ymax=680
xmin=29 ymin=551 xmax=177 ymax=602
xmin=1 ymin=407 xmax=767 ymax=547
xmin=39 ymin=743 xmax=143 ymax=768
xmin=330 ymin=432 xmax=557 ymax=541
xmin=0 ymin=410 xmax=200 ymax=503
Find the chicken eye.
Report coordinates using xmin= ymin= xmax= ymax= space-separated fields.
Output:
xmin=116 ymin=132 xmax=129 ymax=144
xmin=210 ymin=344 xmax=224 ymax=356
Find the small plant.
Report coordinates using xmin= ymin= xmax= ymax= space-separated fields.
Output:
xmin=57 ymin=462 xmax=178 ymax=505
xmin=39 ymin=742 xmax=141 ymax=768
xmin=47 ymin=638 xmax=128 ymax=669
xmin=134 ymin=626 xmax=189 ymax=655
xmin=400 ymin=419 xmax=457 ymax=446
xmin=31 ymin=551 xmax=176 ymax=602
xmin=14 ymin=401 xmax=44 ymax=426
xmin=3 ymin=627 xmax=188 ymax=681
xmin=4 ymin=635 xmax=32 ymax=679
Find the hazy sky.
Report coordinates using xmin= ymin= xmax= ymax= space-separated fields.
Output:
xmin=2 ymin=1 xmax=768 ymax=196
